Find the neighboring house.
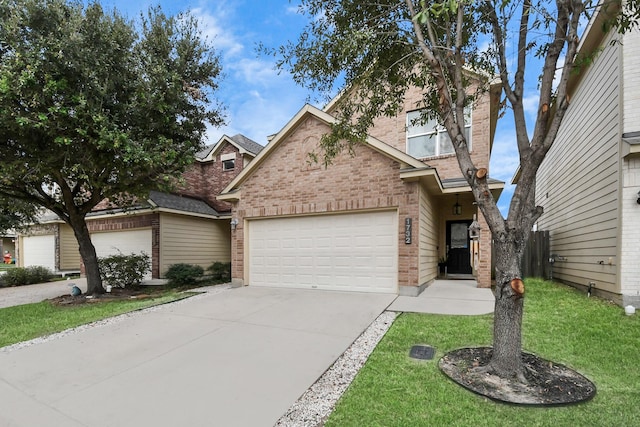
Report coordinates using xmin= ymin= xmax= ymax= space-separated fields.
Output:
xmin=17 ymin=134 xmax=263 ymax=278
xmin=534 ymin=6 xmax=640 ymax=307
xmin=219 ymin=83 xmax=504 ymax=296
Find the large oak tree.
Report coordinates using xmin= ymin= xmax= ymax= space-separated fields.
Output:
xmin=0 ymin=0 xmax=224 ymax=294
xmin=273 ymin=0 xmax=638 ymax=382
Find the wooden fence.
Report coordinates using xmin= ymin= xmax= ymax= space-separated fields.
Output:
xmin=521 ymin=231 xmax=550 ymax=279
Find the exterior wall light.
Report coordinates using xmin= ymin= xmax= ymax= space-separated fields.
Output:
xmin=452 ymin=194 xmax=462 ymax=215
xmin=230 ymin=218 xmax=238 ymax=230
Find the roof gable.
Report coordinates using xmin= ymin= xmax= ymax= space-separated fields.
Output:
xmin=197 ymin=134 xmax=263 ymax=162
xmin=219 ymin=104 xmax=429 ymax=197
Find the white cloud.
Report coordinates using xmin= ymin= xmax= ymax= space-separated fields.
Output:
xmin=521 ymin=93 xmax=539 ymax=122
xmin=228 ymin=58 xmax=282 ymax=86
xmin=191 ymin=6 xmax=244 ymax=58
xmin=553 ymin=55 xmax=565 ymax=91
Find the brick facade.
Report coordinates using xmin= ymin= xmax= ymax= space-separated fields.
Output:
xmin=334 ymin=85 xmax=493 ymax=180
xmin=230 ymin=115 xmax=423 ymax=292
xmin=180 ymin=143 xmax=248 ymax=213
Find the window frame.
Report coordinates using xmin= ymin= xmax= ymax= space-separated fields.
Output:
xmin=406 ymin=108 xmax=472 ymax=159
xmin=222 ymin=158 xmax=236 ymax=171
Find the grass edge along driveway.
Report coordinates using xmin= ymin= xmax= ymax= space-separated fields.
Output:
xmin=0 ymin=291 xmax=195 ymax=349
xmin=326 ymin=279 xmax=639 ymax=427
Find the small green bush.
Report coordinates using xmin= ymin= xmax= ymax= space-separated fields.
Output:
xmin=98 ymin=252 xmax=150 ymax=289
xmin=26 ymin=266 xmax=54 ymax=284
xmin=0 ymin=266 xmax=53 ymax=287
xmin=165 ymin=263 xmax=204 ymax=286
xmin=207 ymin=261 xmax=231 ymax=282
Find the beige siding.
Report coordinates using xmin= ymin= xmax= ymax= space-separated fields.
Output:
xmin=60 ymin=224 xmax=81 ymax=270
xmin=536 ymin=31 xmax=620 ymax=293
xmin=159 ymin=213 xmax=230 ymax=276
xmin=419 ymin=185 xmax=438 ymax=284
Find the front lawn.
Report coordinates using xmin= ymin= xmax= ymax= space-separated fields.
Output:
xmin=327 ymin=279 xmax=639 ymax=426
xmin=0 ymin=290 xmax=195 ymax=348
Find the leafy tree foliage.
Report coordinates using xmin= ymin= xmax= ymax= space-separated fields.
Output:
xmin=0 ymin=197 xmax=39 ymax=235
xmin=273 ymin=0 xmax=638 ymax=381
xmin=0 ymin=0 xmax=224 ymax=294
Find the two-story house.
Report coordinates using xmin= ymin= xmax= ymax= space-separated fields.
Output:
xmin=218 ymin=84 xmax=504 ymax=296
xmin=17 ymin=134 xmax=262 ymax=279
xmin=535 ymin=4 xmax=640 ymax=307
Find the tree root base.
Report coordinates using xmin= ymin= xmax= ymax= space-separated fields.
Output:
xmin=439 ymin=347 xmax=596 ymax=406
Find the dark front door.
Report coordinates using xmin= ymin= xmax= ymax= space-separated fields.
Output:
xmin=446 ymin=220 xmax=472 ymax=274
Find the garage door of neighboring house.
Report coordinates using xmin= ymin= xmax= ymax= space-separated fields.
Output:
xmin=22 ymin=235 xmax=56 ymax=271
xmin=91 ymin=229 xmax=153 ymax=279
xmin=248 ymin=211 xmax=398 ymax=293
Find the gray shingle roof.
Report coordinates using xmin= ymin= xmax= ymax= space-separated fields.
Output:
xmin=148 ymin=191 xmax=219 ymax=216
xmin=229 ymin=134 xmax=264 ymax=155
xmin=195 ymin=134 xmax=263 ymax=161
xmin=195 ymin=144 xmax=215 ymax=160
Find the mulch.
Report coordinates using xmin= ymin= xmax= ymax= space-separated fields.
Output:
xmin=439 ymin=347 xmax=597 ymax=405
xmin=49 ymin=286 xmax=164 ymax=306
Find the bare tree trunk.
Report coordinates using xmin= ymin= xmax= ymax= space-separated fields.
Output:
xmin=68 ymin=213 xmax=104 ymax=296
xmin=487 ymin=232 xmax=527 ymax=381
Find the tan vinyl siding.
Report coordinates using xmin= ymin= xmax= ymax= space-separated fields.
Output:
xmin=159 ymin=213 xmax=230 ymax=276
xmin=536 ymin=31 xmax=620 ymax=293
xmin=419 ymin=185 xmax=438 ymax=284
xmin=59 ymin=224 xmax=81 ymax=270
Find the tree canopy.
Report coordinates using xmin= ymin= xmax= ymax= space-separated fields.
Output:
xmin=0 ymin=197 xmax=38 ymax=235
xmin=0 ymin=0 xmax=224 ymax=293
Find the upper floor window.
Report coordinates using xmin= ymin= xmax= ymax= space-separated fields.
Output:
xmin=406 ymin=108 xmax=471 ymax=158
xmin=222 ymin=159 xmax=235 ymax=171
xmin=221 ymin=152 xmax=236 ymax=171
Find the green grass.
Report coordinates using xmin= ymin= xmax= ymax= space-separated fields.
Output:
xmin=326 ymin=279 xmax=640 ymax=427
xmin=0 ymin=291 xmax=194 ymax=348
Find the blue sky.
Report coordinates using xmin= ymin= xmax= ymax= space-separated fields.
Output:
xmin=101 ymin=0 xmax=531 ymax=216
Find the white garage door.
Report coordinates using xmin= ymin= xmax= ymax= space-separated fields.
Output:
xmin=22 ymin=235 xmax=56 ymax=271
xmin=249 ymin=211 xmax=398 ymax=293
xmin=91 ymin=229 xmax=152 ymax=279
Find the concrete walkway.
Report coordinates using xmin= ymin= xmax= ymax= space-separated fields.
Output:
xmin=389 ymin=279 xmax=495 ymax=315
xmin=0 ymin=286 xmax=395 ymax=427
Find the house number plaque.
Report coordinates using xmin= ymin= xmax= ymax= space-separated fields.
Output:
xmin=405 ymin=218 xmax=412 ymax=244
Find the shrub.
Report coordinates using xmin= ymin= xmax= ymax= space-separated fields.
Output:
xmin=0 ymin=266 xmax=53 ymax=286
xmin=207 ymin=261 xmax=231 ymax=282
xmin=98 ymin=252 xmax=150 ymax=289
xmin=0 ymin=268 xmax=27 ymax=286
xmin=165 ymin=263 xmax=204 ymax=286
xmin=25 ymin=265 xmax=53 ymax=284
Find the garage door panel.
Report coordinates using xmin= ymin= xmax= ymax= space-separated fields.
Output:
xmin=248 ymin=211 xmax=397 ymax=293
xmin=91 ymin=229 xmax=152 ymax=279
xmin=22 ymin=235 xmax=56 ymax=271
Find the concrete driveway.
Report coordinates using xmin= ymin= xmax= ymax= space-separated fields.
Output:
xmin=0 ymin=278 xmax=88 ymax=309
xmin=0 ymin=286 xmax=395 ymax=427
